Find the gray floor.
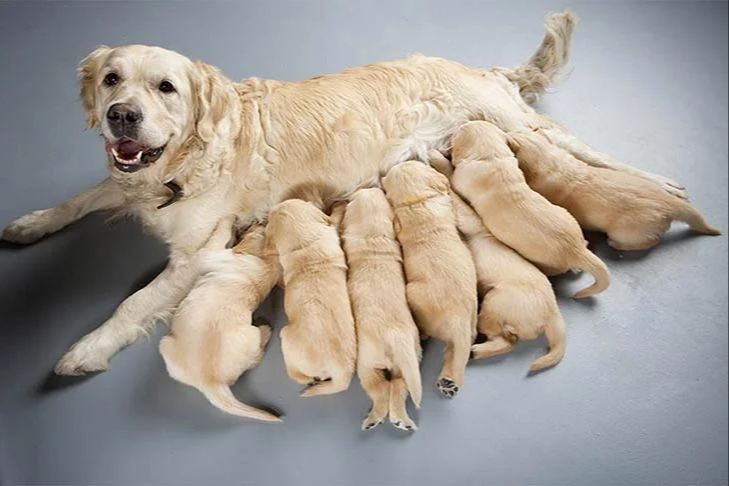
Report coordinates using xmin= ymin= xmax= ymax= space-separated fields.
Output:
xmin=0 ymin=1 xmax=727 ymax=485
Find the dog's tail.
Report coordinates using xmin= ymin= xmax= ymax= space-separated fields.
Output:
xmin=676 ymin=201 xmax=722 ymax=236
xmin=387 ymin=329 xmax=423 ymax=408
xmin=573 ymin=250 xmax=611 ymax=298
xmin=500 ymin=10 xmax=578 ymax=104
xmin=299 ymin=370 xmax=352 ymax=397
xmin=529 ymin=312 xmax=567 ymax=372
xmin=201 ymin=384 xmax=282 ymax=423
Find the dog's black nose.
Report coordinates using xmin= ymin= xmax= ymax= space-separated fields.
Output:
xmin=106 ymin=103 xmax=143 ymax=136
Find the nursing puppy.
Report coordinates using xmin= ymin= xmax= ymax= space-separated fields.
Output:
xmin=382 ymin=161 xmax=477 ymax=398
xmin=267 ymin=199 xmax=356 ymax=396
xmin=508 ymin=130 xmax=721 ymax=250
xmin=341 ymin=188 xmax=422 ymax=430
xmin=159 ymin=223 xmax=281 ymax=422
xmin=430 ymin=153 xmax=565 ymax=371
xmin=450 ymin=121 xmax=610 ymax=298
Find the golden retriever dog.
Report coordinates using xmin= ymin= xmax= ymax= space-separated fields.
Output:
xmin=450 ymin=121 xmax=610 ymax=298
xmin=430 ymin=154 xmax=565 ymax=371
xmin=340 ymin=188 xmax=422 ymax=431
xmin=2 ymin=12 xmax=688 ymax=375
xmin=507 ymin=130 xmax=721 ymax=251
xmin=382 ymin=162 xmax=477 ymax=398
xmin=159 ymin=224 xmax=281 ymax=422
xmin=266 ymin=199 xmax=356 ymax=396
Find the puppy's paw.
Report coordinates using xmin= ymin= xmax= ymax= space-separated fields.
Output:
xmin=652 ymin=174 xmax=688 ymax=200
xmin=390 ymin=416 xmax=417 ymax=432
xmin=54 ymin=337 xmax=111 ymax=376
xmin=436 ymin=377 xmax=460 ymax=399
xmin=2 ymin=209 xmax=56 ymax=244
xmin=361 ymin=414 xmax=385 ymax=431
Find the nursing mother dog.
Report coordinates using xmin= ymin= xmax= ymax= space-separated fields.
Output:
xmin=2 ymin=11 xmax=688 ymax=376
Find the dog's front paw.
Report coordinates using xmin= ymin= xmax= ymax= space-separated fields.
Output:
xmin=54 ymin=337 xmax=111 ymax=376
xmin=436 ymin=377 xmax=460 ymax=398
xmin=2 ymin=209 xmax=56 ymax=244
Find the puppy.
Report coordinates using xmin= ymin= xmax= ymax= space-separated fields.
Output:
xmin=450 ymin=121 xmax=610 ymax=298
xmin=159 ymin=223 xmax=281 ymax=422
xmin=382 ymin=161 xmax=477 ymax=398
xmin=340 ymin=188 xmax=422 ymax=430
xmin=508 ymin=130 xmax=721 ymax=250
xmin=267 ymin=199 xmax=356 ymax=396
xmin=430 ymin=153 xmax=565 ymax=371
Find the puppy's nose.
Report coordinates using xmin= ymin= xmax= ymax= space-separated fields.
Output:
xmin=106 ymin=103 xmax=143 ymax=134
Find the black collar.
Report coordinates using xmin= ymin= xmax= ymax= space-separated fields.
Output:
xmin=157 ymin=180 xmax=184 ymax=209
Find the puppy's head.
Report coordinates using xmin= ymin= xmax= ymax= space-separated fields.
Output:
xmin=342 ymin=188 xmax=394 ymax=238
xmin=382 ymin=161 xmax=450 ymax=207
xmin=78 ymin=45 xmax=238 ymax=178
xmin=451 ymin=121 xmax=511 ymax=164
xmin=266 ymin=199 xmax=334 ymax=254
xmin=506 ymin=130 xmax=546 ymax=159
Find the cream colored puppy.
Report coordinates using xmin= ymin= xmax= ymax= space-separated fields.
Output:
xmin=382 ymin=161 xmax=477 ymax=398
xmin=159 ymin=223 xmax=281 ymax=422
xmin=450 ymin=121 xmax=610 ymax=298
xmin=341 ymin=188 xmax=422 ymax=431
xmin=508 ymin=130 xmax=721 ymax=250
xmin=267 ymin=199 xmax=356 ymax=396
xmin=430 ymin=153 xmax=565 ymax=371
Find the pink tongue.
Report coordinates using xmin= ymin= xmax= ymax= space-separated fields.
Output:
xmin=116 ymin=140 xmax=145 ymax=159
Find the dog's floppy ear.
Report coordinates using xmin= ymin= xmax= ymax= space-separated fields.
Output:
xmin=192 ymin=60 xmax=238 ymax=143
xmin=432 ymin=169 xmax=451 ymax=195
xmin=78 ymin=46 xmax=111 ymax=128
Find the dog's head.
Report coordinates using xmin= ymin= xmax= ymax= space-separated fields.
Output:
xmin=266 ymin=199 xmax=335 ymax=255
xmin=451 ymin=121 xmax=511 ymax=164
xmin=78 ymin=45 xmax=238 ymax=178
xmin=382 ymin=161 xmax=450 ymax=208
xmin=342 ymin=188 xmax=394 ymax=239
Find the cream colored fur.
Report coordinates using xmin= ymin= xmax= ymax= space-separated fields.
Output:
xmin=508 ymin=130 xmax=721 ymax=250
xmin=1 ymin=11 xmax=687 ymax=375
xmin=430 ymin=153 xmax=565 ymax=371
xmin=382 ymin=162 xmax=477 ymax=397
xmin=340 ymin=188 xmax=422 ymax=430
xmin=267 ymin=199 xmax=356 ymax=396
xmin=450 ymin=121 xmax=610 ymax=298
xmin=159 ymin=224 xmax=281 ymax=422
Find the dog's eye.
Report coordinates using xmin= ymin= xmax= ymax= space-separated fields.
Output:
xmin=159 ymin=80 xmax=176 ymax=93
xmin=103 ymin=73 xmax=119 ymax=87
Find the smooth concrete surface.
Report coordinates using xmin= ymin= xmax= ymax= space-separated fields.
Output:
xmin=0 ymin=2 xmax=726 ymax=485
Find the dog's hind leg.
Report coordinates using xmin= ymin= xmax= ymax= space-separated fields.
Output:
xmin=388 ymin=377 xmax=417 ymax=431
xmin=436 ymin=332 xmax=471 ymax=398
xmin=471 ymin=336 xmax=514 ymax=360
xmin=359 ymin=367 xmax=391 ymax=430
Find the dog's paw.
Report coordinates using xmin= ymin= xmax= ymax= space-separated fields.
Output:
xmin=361 ymin=415 xmax=385 ymax=431
xmin=2 ymin=209 xmax=56 ymax=244
xmin=54 ymin=337 xmax=111 ymax=376
xmin=436 ymin=377 xmax=459 ymax=399
xmin=390 ymin=416 xmax=417 ymax=432
xmin=652 ymin=174 xmax=688 ymax=200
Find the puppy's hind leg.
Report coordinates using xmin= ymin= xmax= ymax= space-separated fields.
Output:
xmin=300 ymin=369 xmax=352 ymax=397
xmin=437 ymin=332 xmax=472 ymax=398
xmin=388 ymin=377 xmax=417 ymax=431
xmin=358 ymin=367 xmax=390 ymax=430
xmin=471 ymin=336 xmax=514 ymax=360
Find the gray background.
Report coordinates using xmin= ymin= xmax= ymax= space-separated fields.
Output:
xmin=0 ymin=1 xmax=727 ymax=485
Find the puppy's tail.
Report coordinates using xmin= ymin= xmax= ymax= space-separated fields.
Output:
xmin=388 ymin=330 xmax=423 ymax=408
xmin=201 ymin=384 xmax=282 ymax=423
xmin=573 ymin=250 xmax=611 ymax=298
xmin=300 ymin=371 xmax=352 ymax=397
xmin=676 ymin=202 xmax=722 ymax=236
xmin=529 ymin=312 xmax=566 ymax=372
xmin=499 ymin=10 xmax=578 ymax=104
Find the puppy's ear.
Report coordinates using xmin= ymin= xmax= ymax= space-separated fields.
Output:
xmin=506 ymin=133 xmax=522 ymax=154
xmin=192 ymin=60 xmax=238 ymax=143
xmin=432 ymin=170 xmax=451 ymax=195
xmin=78 ymin=46 xmax=111 ymax=128
xmin=392 ymin=214 xmax=402 ymax=234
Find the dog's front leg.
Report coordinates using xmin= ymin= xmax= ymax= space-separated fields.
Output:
xmin=54 ymin=252 xmax=198 ymax=376
xmin=2 ymin=178 xmax=124 ymax=244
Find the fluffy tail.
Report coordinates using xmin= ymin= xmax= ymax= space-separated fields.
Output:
xmin=201 ymin=384 xmax=282 ymax=423
xmin=300 ymin=371 xmax=352 ymax=397
xmin=387 ymin=330 xmax=423 ymax=408
xmin=529 ymin=312 xmax=567 ymax=372
xmin=677 ymin=202 xmax=721 ymax=236
xmin=502 ymin=10 xmax=578 ymax=104
xmin=573 ymin=251 xmax=611 ymax=298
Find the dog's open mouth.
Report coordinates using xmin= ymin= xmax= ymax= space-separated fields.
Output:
xmin=106 ymin=139 xmax=166 ymax=173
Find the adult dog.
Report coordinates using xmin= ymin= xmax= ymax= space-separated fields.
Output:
xmin=1 ymin=11 xmax=686 ymax=375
